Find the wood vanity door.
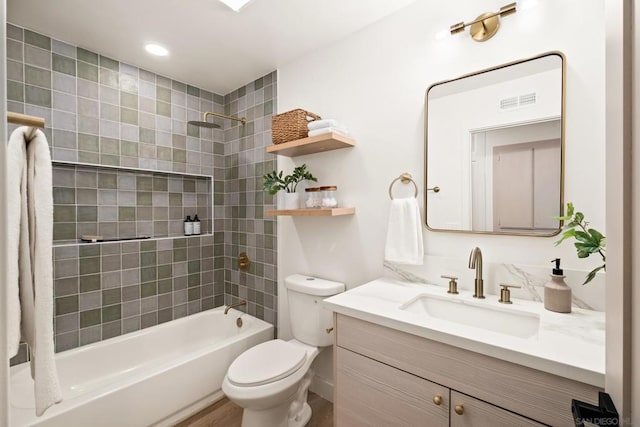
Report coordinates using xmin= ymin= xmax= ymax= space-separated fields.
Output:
xmin=335 ymin=347 xmax=449 ymax=426
xmin=450 ymin=391 xmax=546 ymax=427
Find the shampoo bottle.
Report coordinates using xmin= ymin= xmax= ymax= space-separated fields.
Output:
xmin=184 ymin=216 xmax=193 ymax=236
xmin=193 ymin=214 xmax=201 ymax=235
xmin=544 ymin=258 xmax=572 ymax=313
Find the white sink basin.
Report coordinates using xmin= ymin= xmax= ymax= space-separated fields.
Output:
xmin=399 ymin=294 xmax=540 ymax=339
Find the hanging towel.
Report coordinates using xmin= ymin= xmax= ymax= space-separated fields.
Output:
xmin=7 ymin=127 xmax=62 ymax=416
xmin=308 ymin=119 xmax=344 ymax=130
xmin=384 ymin=197 xmax=424 ymax=265
xmin=308 ymin=127 xmax=350 ymax=137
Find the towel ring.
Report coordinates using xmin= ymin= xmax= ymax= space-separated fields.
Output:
xmin=389 ymin=173 xmax=418 ymax=200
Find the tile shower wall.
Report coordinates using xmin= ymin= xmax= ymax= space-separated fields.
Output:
xmin=7 ymin=24 xmax=277 ymax=364
xmin=223 ymin=72 xmax=278 ymax=325
xmin=52 ymin=165 xmax=212 ymax=243
xmin=6 ymin=25 xmax=225 ymax=175
xmin=7 ymin=23 xmax=226 ymax=363
xmin=50 ymin=236 xmax=218 ymax=352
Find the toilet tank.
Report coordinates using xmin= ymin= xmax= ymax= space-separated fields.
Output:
xmin=286 ymin=274 xmax=345 ymax=347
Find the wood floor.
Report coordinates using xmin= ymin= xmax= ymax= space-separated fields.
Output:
xmin=175 ymin=392 xmax=333 ymax=427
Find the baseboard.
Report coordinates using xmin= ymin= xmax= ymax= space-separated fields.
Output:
xmin=152 ymin=390 xmax=225 ymax=427
xmin=309 ymin=374 xmax=333 ymax=403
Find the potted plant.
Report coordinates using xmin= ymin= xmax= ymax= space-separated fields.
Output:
xmin=555 ymin=202 xmax=606 ymax=284
xmin=262 ymin=164 xmax=318 ymax=209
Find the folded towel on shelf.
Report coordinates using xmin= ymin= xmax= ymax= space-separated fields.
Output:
xmin=308 ymin=127 xmax=350 ymax=137
xmin=308 ymin=119 xmax=344 ymax=130
xmin=384 ymin=197 xmax=424 ymax=265
xmin=7 ymin=126 xmax=63 ymax=416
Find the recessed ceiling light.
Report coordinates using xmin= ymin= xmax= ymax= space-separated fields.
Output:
xmin=145 ymin=43 xmax=169 ymax=57
xmin=219 ymin=0 xmax=254 ymax=12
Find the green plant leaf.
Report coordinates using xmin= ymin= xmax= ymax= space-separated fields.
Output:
xmin=588 ymin=228 xmax=604 ymax=245
xmin=554 ymin=229 xmax=576 ymax=246
xmin=576 ymin=231 xmax=601 ymax=247
xmin=262 ymin=164 xmax=318 ymax=194
xmin=574 ymin=212 xmax=584 ymax=224
xmin=583 ymin=264 xmax=606 ymax=285
xmin=566 ymin=202 xmax=574 ymax=217
xmin=555 ymin=214 xmax=572 ymax=221
xmin=575 ymin=241 xmax=600 ymax=252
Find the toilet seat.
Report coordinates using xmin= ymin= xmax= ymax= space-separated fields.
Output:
xmin=227 ymin=339 xmax=307 ymax=387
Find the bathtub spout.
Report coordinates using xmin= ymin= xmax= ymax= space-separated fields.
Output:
xmin=224 ymin=299 xmax=247 ymax=315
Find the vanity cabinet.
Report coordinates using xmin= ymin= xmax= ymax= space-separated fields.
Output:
xmin=333 ymin=314 xmax=601 ymax=427
xmin=336 ymin=347 xmax=448 ymax=426
xmin=450 ymin=391 xmax=545 ymax=427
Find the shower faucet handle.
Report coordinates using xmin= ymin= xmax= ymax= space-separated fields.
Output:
xmin=441 ymin=275 xmax=459 ymax=294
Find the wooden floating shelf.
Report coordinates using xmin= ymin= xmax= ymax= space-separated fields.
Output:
xmin=267 ymin=207 xmax=356 ymax=217
xmin=266 ymin=133 xmax=356 ymax=157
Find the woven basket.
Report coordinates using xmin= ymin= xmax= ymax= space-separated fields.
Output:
xmin=272 ymin=109 xmax=321 ymax=144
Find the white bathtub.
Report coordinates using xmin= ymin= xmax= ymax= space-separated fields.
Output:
xmin=10 ymin=307 xmax=274 ymax=426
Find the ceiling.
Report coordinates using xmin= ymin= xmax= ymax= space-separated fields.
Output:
xmin=8 ymin=0 xmax=417 ymax=95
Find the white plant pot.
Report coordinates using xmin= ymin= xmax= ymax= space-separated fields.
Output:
xmin=278 ymin=192 xmax=300 ymax=210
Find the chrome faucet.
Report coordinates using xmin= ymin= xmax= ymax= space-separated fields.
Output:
xmin=468 ymin=247 xmax=485 ymax=299
xmin=224 ymin=299 xmax=247 ymax=314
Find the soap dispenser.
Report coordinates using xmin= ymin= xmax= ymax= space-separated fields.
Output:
xmin=544 ymin=258 xmax=572 ymax=313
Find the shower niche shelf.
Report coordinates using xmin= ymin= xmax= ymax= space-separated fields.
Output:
xmin=266 ymin=132 xmax=355 ymax=157
xmin=267 ymin=207 xmax=355 ymax=217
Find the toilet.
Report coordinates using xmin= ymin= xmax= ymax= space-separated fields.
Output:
xmin=222 ymin=274 xmax=345 ymax=427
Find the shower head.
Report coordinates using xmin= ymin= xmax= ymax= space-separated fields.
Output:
xmin=187 ymin=120 xmax=221 ymax=129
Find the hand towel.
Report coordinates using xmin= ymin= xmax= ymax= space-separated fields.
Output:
xmin=384 ymin=197 xmax=424 ymax=265
xmin=308 ymin=119 xmax=344 ymax=130
xmin=308 ymin=127 xmax=350 ymax=137
xmin=7 ymin=127 xmax=63 ymax=416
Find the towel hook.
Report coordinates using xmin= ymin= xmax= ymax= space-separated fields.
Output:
xmin=389 ymin=173 xmax=419 ymax=200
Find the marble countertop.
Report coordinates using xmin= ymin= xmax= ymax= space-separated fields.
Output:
xmin=323 ymin=277 xmax=605 ymax=387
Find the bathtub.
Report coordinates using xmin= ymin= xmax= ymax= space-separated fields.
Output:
xmin=10 ymin=307 xmax=274 ymax=426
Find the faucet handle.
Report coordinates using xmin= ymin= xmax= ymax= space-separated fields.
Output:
xmin=498 ymin=283 xmax=521 ymax=304
xmin=441 ymin=275 xmax=459 ymax=295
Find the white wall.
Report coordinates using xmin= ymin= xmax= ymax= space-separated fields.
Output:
xmin=276 ymin=0 xmax=605 ymax=400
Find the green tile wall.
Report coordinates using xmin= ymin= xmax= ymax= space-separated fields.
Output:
xmin=49 ymin=236 xmax=216 ymax=352
xmin=52 ymin=165 xmax=212 ymax=243
xmin=8 ymin=24 xmax=276 ymax=364
xmin=222 ymin=71 xmax=278 ymax=326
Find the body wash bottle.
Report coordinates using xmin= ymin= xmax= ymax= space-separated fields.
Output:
xmin=544 ymin=258 xmax=572 ymax=313
xmin=184 ymin=216 xmax=193 ymax=236
xmin=193 ymin=214 xmax=201 ymax=235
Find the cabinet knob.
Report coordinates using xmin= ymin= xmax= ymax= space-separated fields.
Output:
xmin=433 ymin=395 xmax=442 ymax=406
xmin=454 ymin=404 xmax=464 ymax=415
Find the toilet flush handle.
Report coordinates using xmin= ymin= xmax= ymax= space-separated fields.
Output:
xmin=326 ymin=327 xmax=334 ymax=334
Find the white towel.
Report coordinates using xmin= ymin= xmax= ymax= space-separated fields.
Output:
xmin=384 ymin=197 xmax=424 ymax=265
xmin=308 ymin=127 xmax=350 ymax=137
xmin=308 ymin=119 xmax=344 ymax=130
xmin=7 ymin=127 xmax=62 ymax=416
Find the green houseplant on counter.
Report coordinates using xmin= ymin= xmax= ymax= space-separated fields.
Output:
xmin=262 ymin=164 xmax=318 ymax=209
xmin=554 ymin=202 xmax=606 ymax=284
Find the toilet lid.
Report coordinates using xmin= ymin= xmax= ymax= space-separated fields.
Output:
xmin=227 ymin=339 xmax=307 ymax=387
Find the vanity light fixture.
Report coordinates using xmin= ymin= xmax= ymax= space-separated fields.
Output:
xmin=450 ymin=2 xmax=517 ymax=42
xmin=145 ymin=43 xmax=169 ymax=57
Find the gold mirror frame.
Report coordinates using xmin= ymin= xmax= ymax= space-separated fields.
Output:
xmin=424 ymin=51 xmax=566 ymax=237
